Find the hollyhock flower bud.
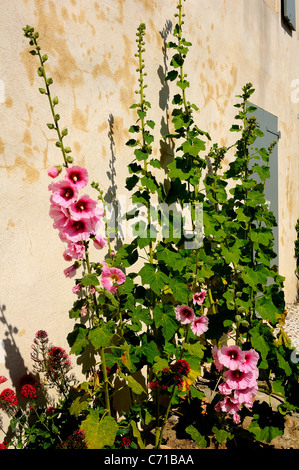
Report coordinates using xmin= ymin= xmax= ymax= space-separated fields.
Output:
xmin=190 ymin=315 xmax=209 ymax=336
xmin=64 ymin=264 xmax=77 ymax=278
xmin=47 ymin=166 xmax=60 ymax=178
xmin=65 ymin=165 xmax=88 ymax=189
xmin=174 ymin=305 xmax=196 ymax=325
xmin=93 ymin=235 xmax=107 ymax=250
xmin=192 ymin=290 xmax=207 ymax=305
xmin=72 ymin=283 xmax=81 ymax=294
xmin=80 ymin=305 xmax=88 ymax=317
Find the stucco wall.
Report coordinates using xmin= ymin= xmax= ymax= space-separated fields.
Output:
xmin=0 ymin=0 xmax=298 ymax=416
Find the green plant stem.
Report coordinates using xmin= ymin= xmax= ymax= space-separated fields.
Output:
xmin=100 ymin=346 xmax=111 ymax=416
xmin=30 ymin=35 xmax=69 ymax=167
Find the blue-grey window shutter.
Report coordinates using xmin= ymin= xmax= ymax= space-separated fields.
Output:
xmin=248 ymin=104 xmax=280 ymax=267
xmin=283 ymin=0 xmax=296 ymax=31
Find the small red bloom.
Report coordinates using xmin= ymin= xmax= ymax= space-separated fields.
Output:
xmin=0 ymin=441 xmax=8 ymax=449
xmin=0 ymin=388 xmax=18 ymax=407
xmin=121 ymin=436 xmax=131 ymax=447
xmin=20 ymin=384 xmax=37 ymax=400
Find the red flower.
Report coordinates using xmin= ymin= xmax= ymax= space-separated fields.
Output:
xmin=0 ymin=388 xmax=18 ymax=407
xmin=20 ymin=384 xmax=37 ymax=400
xmin=0 ymin=441 xmax=8 ymax=449
xmin=121 ymin=436 xmax=131 ymax=447
xmin=170 ymin=360 xmax=190 ymax=377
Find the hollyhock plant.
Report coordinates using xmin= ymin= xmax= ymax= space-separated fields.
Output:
xmin=190 ymin=315 xmax=209 ymax=336
xmin=175 ymin=305 xmax=196 ymax=325
xmin=192 ymin=290 xmax=207 ymax=306
xmin=65 ymin=165 xmax=88 ymax=189
xmin=101 ymin=266 xmax=126 ymax=293
xmin=49 ymin=180 xmax=78 ymax=208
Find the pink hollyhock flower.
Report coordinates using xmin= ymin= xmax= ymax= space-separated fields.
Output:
xmin=62 ymin=218 xmax=93 ymax=243
xmin=49 ymin=203 xmax=69 ymax=230
xmin=69 ymin=195 xmax=97 ymax=220
xmin=80 ymin=305 xmax=88 ymax=317
xmin=239 ymin=348 xmax=260 ymax=372
xmin=233 ymin=413 xmax=241 ymax=424
xmin=214 ymin=395 xmax=241 ymax=416
xmin=234 ymin=386 xmax=257 ymax=409
xmin=63 ymin=242 xmax=85 ymax=261
xmin=192 ymin=290 xmax=207 ymax=306
xmin=218 ymin=345 xmax=246 ymax=371
xmin=218 ymin=381 xmax=233 ymax=395
xmin=65 ymin=165 xmax=88 ymax=189
xmin=190 ymin=315 xmax=209 ymax=336
xmin=174 ymin=305 xmax=196 ymax=325
xmin=64 ymin=264 xmax=77 ymax=278
xmin=101 ymin=266 xmax=126 ymax=293
xmin=212 ymin=346 xmax=223 ymax=371
xmin=47 ymin=166 xmax=60 ymax=178
xmin=89 ymin=286 xmax=96 ymax=294
xmin=93 ymin=235 xmax=107 ymax=250
xmin=49 ymin=180 xmax=78 ymax=208
xmin=72 ymin=283 xmax=81 ymax=294
xmin=224 ymin=368 xmax=255 ymax=390
xmin=0 ymin=376 xmax=7 ymax=385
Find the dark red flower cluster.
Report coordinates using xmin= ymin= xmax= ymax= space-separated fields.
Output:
xmin=46 ymin=346 xmax=72 ymax=379
xmin=58 ymin=429 xmax=87 ymax=449
xmin=18 ymin=373 xmax=39 ymax=400
xmin=149 ymin=360 xmax=191 ymax=391
xmin=121 ymin=436 xmax=131 ymax=447
xmin=0 ymin=388 xmax=18 ymax=407
xmin=0 ymin=440 xmax=8 ymax=449
xmin=20 ymin=384 xmax=37 ymax=400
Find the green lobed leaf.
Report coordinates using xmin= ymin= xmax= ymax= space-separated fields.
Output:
xmin=80 ymin=411 xmax=118 ymax=449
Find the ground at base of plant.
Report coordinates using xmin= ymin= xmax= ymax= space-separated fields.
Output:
xmin=155 ymin=410 xmax=299 ymax=450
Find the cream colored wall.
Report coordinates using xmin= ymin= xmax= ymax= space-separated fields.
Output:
xmin=0 ymin=0 xmax=298 ymax=425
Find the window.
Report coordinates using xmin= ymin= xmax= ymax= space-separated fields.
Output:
xmin=282 ymin=0 xmax=296 ymax=31
xmin=248 ymin=104 xmax=280 ymax=267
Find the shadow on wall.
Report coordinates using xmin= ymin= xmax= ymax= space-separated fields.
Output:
xmin=0 ymin=302 xmax=27 ymax=387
